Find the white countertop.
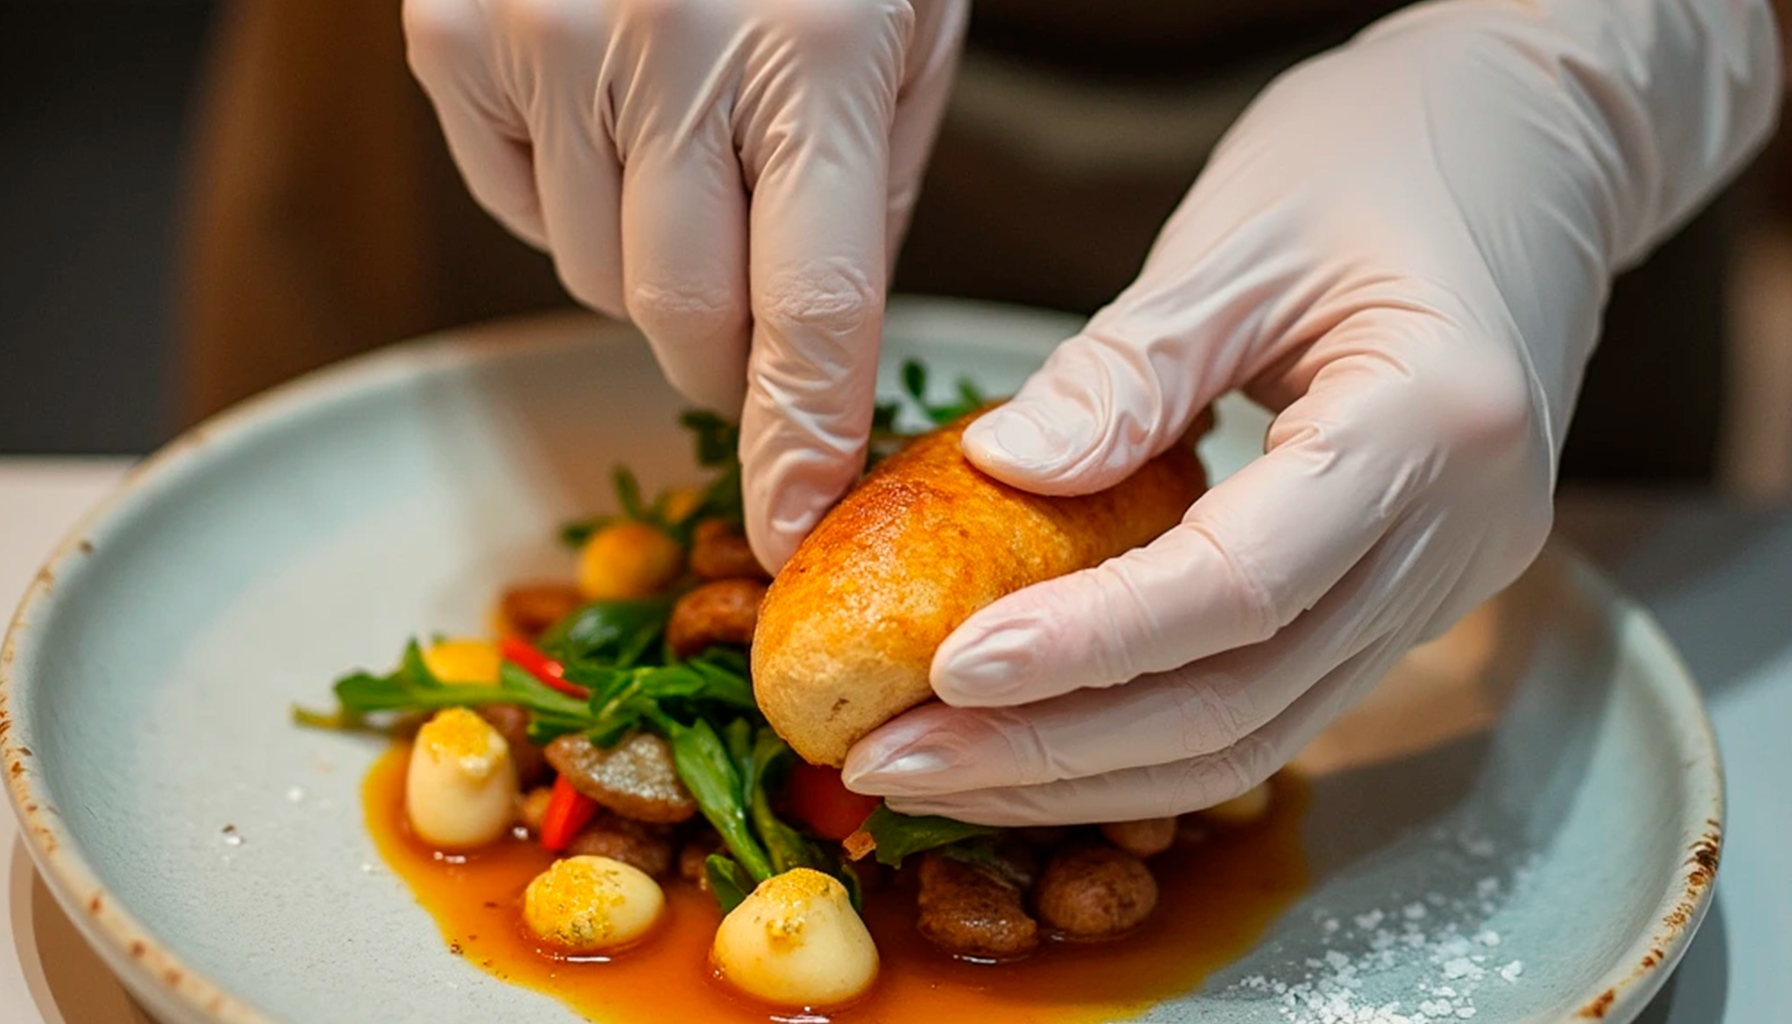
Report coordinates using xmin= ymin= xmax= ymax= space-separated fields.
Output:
xmin=1 ymin=458 xmax=1786 ymax=1024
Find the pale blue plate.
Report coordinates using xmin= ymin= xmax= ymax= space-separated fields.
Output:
xmin=1 ymin=299 xmax=1721 ymax=1024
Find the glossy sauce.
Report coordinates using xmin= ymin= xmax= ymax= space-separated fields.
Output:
xmin=364 ymin=745 xmax=1309 ymax=1024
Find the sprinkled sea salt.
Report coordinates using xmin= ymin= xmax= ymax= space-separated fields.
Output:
xmin=1232 ymin=846 xmax=1541 ymax=1024
xmin=286 ymin=786 xmax=306 ymax=803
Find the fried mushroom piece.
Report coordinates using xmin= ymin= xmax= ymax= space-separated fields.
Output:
xmin=478 ymin=704 xmax=550 ymax=788
xmin=498 ymin=582 xmax=585 ymax=639
xmin=566 ymin=812 xmax=675 ymax=878
xmin=545 ymin=732 xmax=699 ymax=824
xmin=690 ymin=519 xmax=770 ymax=581
xmin=1099 ymin=817 xmax=1177 ymax=859
xmin=915 ymin=852 xmax=1040 ymax=961
xmin=1035 ymin=845 xmax=1158 ymax=940
xmin=665 ymin=578 xmax=767 ymax=659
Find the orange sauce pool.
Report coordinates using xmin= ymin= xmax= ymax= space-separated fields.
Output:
xmin=364 ymin=745 xmax=1309 ymax=1024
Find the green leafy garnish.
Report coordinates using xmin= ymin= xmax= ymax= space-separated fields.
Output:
xmin=294 ymin=640 xmax=579 ymax=728
xmin=898 ymin=358 xmax=987 ymax=426
xmin=612 ymin=466 xmax=650 ymax=521
xmin=706 ymin=854 xmax=756 ymax=914
xmin=681 ymin=409 xmax=739 ymax=467
xmin=666 ymin=717 xmax=774 ymax=882
xmin=537 ymin=598 xmax=672 ymax=667
xmin=855 ymin=804 xmax=1000 ymax=868
xmin=558 ymin=516 xmax=612 ymax=548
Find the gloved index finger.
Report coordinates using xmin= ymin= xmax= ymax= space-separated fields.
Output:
xmin=734 ymin=10 xmax=909 ymax=571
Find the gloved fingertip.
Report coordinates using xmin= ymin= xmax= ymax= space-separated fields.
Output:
xmin=743 ymin=501 xmax=803 ymax=576
xmin=930 ymin=617 xmax=1039 ymax=705
xmin=841 ymin=716 xmax=969 ymax=797
xmin=961 ymin=401 xmax=1093 ymax=485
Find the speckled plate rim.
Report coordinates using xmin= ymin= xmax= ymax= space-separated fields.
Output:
xmin=1543 ymin=556 xmax=1724 ymax=1022
xmin=0 ymin=302 xmax=1724 ymax=1024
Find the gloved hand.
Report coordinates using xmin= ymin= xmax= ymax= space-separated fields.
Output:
xmin=402 ymin=0 xmax=967 ymax=569
xmin=844 ymin=0 xmax=1780 ymax=825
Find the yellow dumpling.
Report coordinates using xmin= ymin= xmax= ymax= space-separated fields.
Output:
xmin=524 ymin=855 xmax=665 ymax=954
xmin=712 ymin=868 xmax=878 ymax=1008
xmin=421 ymin=639 xmax=501 ymax=684
xmin=578 ymin=521 xmax=684 ymax=600
xmin=405 ymin=708 xmax=518 ymax=848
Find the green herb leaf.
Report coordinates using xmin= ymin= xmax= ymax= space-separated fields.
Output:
xmin=746 ymin=729 xmax=827 ymax=876
xmin=612 ymin=465 xmax=649 ymax=521
xmin=496 ymin=661 xmax=590 ymax=718
xmin=684 ymin=649 xmax=757 ymax=712
xmin=901 ymin=359 xmax=928 ymax=403
xmin=706 ymin=854 xmax=756 ymax=915
xmin=723 ymin=717 xmax=755 ymax=784
xmin=558 ymin=516 xmax=612 ymax=549
xmin=538 ymin=598 xmax=671 ymax=667
xmin=667 ymin=718 xmax=773 ymax=881
xmin=870 ymin=400 xmax=899 ymax=433
xmin=857 ymin=803 xmax=999 ymax=868
xmin=290 ymin=705 xmax=349 ymax=730
xmin=679 ymin=410 xmax=739 ymax=468
xmin=837 ymin=861 xmax=864 ymax=914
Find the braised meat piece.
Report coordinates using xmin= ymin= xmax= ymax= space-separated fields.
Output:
xmin=566 ymin=812 xmax=675 ymax=878
xmin=915 ymin=852 xmax=1040 ymax=960
xmin=545 ymin=732 xmax=698 ymax=824
xmin=1035 ymin=845 xmax=1158 ymax=940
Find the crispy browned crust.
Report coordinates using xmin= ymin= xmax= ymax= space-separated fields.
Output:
xmin=752 ymin=412 xmax=1208 ymax=766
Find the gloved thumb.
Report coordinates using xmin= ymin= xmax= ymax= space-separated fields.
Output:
xmin=962 ymin=312 xmax=1228 ymax=496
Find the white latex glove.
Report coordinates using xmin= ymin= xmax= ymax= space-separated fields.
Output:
xmin=843 ymin=0 xmax=1781 ymax=825
xmin=403 ymin=0 xmax=967 ymax=568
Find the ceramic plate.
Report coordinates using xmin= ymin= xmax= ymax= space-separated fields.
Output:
xmin=2 ymin=299 xmax=1721 ymax=1024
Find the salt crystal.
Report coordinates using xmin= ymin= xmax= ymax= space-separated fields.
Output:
xmin=1404 ymin=902 xmax=1428 ymax=920
xmin=1356 ymin=910 xmax=1386 ymax=931
xmin=1437 ymin=936 xmax=1471 ymax=959
xmin=1456 ymin=1007 xmax=1477 ymax=1019
xmin=286 ymin=786 xmax=306 ymax=803
xmin=1499 ymin=961 xmax=1524 ymax=982
xmin=1477 ymin=931 xmax=1501 ymax=947
xmin=1441 ymin=958 xmax=1483 ymax=981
